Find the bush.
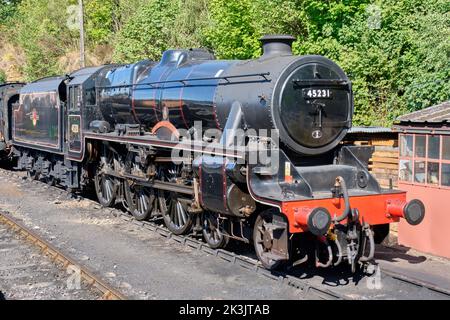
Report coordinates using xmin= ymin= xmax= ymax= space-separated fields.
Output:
xmin=0 ymin=0 xmax=20 ymax=25
xmin=113 ymin=0 xmax=209 ymax=63
xmin=0 ymin=69 xmax=6 ymax=84
xmin=14 ymin=0 xmax=79 ymax=80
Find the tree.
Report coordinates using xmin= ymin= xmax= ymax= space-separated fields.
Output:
xmin=335 ymin=0 xmax=450 ymax=125
xmin=0 ymin=69 xmax=6 ymax=84
xmin=113 ymin=0 xmax=179 ymax=63
xmin=84 ymin=0 xmax=116 ymax=46
xmin=203 ymin=0 xmax=260 ymax=59
xmin=113 ymin=0 xmax=209 ymax=63
xmin=13 ymin=0 xmax=80 ymax=80
xmin=0 ymin=0 xmax=21 ymax=25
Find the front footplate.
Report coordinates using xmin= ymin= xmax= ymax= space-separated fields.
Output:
xmin=282 ymin=191 xmax=425 ymax=234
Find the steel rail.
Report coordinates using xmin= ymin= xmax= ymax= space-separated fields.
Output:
xmin=0 ymin=210 xmax=126 ymax=300
xmin=123 ymin=210 xmax=450 ymax=299
xmin=382 ymin=263 xmax=450 ymax=297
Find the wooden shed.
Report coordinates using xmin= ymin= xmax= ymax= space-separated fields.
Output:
xmin=393 ymin=101 xmax=450 ymax=258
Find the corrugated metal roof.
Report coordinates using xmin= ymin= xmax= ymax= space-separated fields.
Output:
xmin=396 ymin=101 xmax=450 ymax=123
xmin=348 ymin=126 xmax=393 ymax=133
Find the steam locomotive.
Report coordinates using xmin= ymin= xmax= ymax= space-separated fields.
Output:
xmin=0 ymin=35 xmax=425 ymax=271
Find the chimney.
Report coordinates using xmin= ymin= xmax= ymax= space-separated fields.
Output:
xmin=260 ymin=35 xmax=296 ymax=57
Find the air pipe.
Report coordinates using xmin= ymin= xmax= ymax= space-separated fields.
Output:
xmin=333 ymin=176 xmax=351 ymax=223
xmin=330 ymin=236 xmax=343 ymax=267
xmin=292 ymin=254 xmax=309 ymax=267
xmin=359 ymin=223 xmax=375 ymax=263
xmin=315 ymin=239 xmax=333 ymax=268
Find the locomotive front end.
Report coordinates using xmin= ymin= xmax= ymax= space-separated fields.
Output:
xmin=268 ymin=36 xmax=353 ymax=156
xmin=242 ymin=36 xmax=426 ymax=270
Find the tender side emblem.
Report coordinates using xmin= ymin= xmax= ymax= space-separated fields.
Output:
xmin=30 ymin=109 xmax=40 ymax=127
xmin=312 ymin=130 xmax=323 ymax=139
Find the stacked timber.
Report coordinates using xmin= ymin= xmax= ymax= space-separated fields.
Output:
xmin=345 ymin=132 xmax=399 ymax=189
xmin=369 ymin=144 xmax=399 ymax=188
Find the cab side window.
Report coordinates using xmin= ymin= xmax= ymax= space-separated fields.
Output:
xmin=69 ymin=86 xmax=82 ymax=111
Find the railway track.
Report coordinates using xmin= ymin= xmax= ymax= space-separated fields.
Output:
xmin=103 ymin=210 xmax=450 ymax=300
xmin=0 ymin=167 xmax=449 ymax=300
xmin=0 ymin=208 xmax=126 ymax=300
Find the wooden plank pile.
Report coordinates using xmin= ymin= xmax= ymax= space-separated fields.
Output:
xmin=347 ymin=138 xmax=399 ymax=188
xmin=369 ymin=145 xmax=399 ymax=188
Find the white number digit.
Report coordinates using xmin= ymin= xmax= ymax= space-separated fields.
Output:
xmin=305 ymin=89 xmax=332 ymax=99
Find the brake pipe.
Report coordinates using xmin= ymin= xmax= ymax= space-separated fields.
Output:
xmin=316 ymin=239 xmax=333 ymax=268
xmin=333 ymin=176 xmax=351 ymax=223
xmin=331 ymin=236 xmax=343 ymax=267
xmin=359 ymin=223 xmax=375 ymax=263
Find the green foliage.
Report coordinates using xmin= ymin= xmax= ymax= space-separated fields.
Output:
xmin=14 ymin=0 xmax=79 ymax=80
xmin=84 ymin=0 xmax=116 ymax=45
xmin=113 ymin=0 xmax=179 ymax=63
xmin=1 ymin=0 xmax=448 ymax=125
xmin=203 ymin=0 xmax=260 ymax=59
xmin=167 ymin=0 xmax=209 ymax=49
xmin=334 ymin=0 xmax=450 ymax=125
xmin=0 ymin=0 xmax=21 ymax=25
xmin=113 ymin=0 xmax=209 ymax=63
xmin=204 ymin=0 xmax=449 ymax=126
xmin=0 ymin=69 xmax=6 ymax=84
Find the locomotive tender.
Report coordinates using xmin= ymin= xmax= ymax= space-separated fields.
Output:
xmin=0 ymin=35 xmax=425 ymax=270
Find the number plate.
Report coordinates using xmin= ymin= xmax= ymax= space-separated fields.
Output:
xmin=302 ymin=88 xmax=333 ymax=99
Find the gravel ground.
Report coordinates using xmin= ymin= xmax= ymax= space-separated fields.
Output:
xmin=0 ymin=223 xmax=99 ymax=300
xmin=0 ymin=172 xmax=303 ymax=300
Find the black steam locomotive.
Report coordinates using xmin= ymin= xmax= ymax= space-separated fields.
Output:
xmin=0 ymin=35 xmax=425 ymax=270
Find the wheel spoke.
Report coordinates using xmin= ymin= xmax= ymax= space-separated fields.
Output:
xmin=137 ymin=195 xmax=142 ymax=213
xmin=138 ymin=194 xmax=143 ymax=213
xmin=172 ymin=202 xmax=179 ymax=227
xmin=104 ymin=179 xmax=110 ymax=200
xmin=106 ymin=179 xmax=113 ymax=201
xmin=169 ymin=201 xmax=176 ymax=222
xmin=176 ymin=203 xmax=183 ymax=227
xmin=100 ymin=178 xmax=105 ymax=198
xmin=178 ymin=202 xmax=187 ymax=225
xmin=142 ymin=195 xmax=148 ymax=212
xmin=101 ymin=178 xmax=108 ymax=200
